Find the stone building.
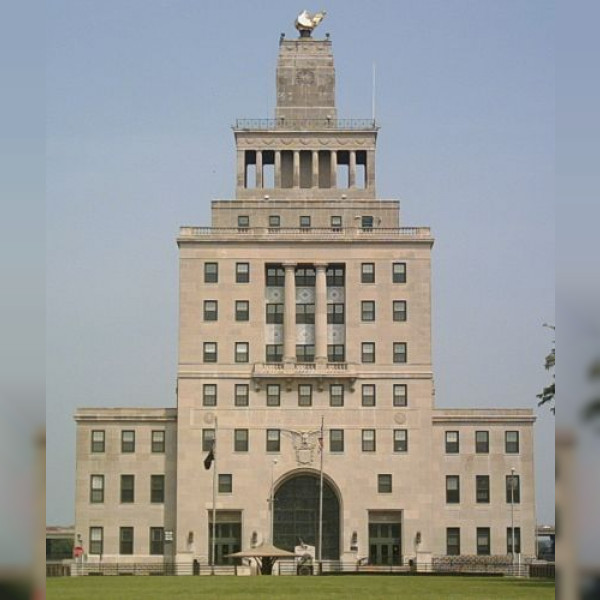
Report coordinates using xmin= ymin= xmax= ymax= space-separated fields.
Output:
xmin=74 ymin=24 xmax=536 ymax=572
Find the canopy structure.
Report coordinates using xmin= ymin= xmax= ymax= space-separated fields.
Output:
xmin=225 ymin=542 xmax=299 ymax=575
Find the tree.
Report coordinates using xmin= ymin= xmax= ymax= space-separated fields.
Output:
xmin=537 ymin=324 xmax=555 ymax=414
xmin=583 ymin=358 xmax=600 ymax=421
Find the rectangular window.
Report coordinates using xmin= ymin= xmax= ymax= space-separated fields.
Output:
xmin=266 ymin=429 xmax=280 ymax=452
xmin=393 ymin=429 xmax=408 ymax=452
xmin=235 ymin=384 xmax=249 ymax=407
xmin=505 ymin=431 xmax=520 ymax=453
xmin=203 ymin=342 xmax=217 ymax=363
xmin=269 ymin=215 xmax=281 ymax=228
xmin=151 ymin=430 xmax=165 ymax=453
xmin=119 ymin=527 xmax=134 ymax=555
xmin=330 ymin=216 xmax=342 ymax=231
xmin=235 ymin=300 xmax=249 ymax=321
xmin=393 ymin=342 xmax=407 ymax=363
xmin=203 ymin=300 xmax=218 ymax=321
xmin=121 ymin=430 xmax=135 ymax=453
xmin=235 ymin=342 xmax=249 ymax=363
xmin=203 ymin=384 xmax=217 ymax=407
xmin=266 ymin=303 xmax=284 ymax=324
xmin=378 ymin=474 xmax=392 ymax=493
xmin=266 ymin=266 xmax=285 ymax=287
xmin=362 ymin=342 xmax=375 ymax=363
xmin=507 ymin=527 xmax=521 ymax=554
xmin=296 ymin=344 xmax=315 ymax=363
xmin=392 ymin=262 xmax=406 ymax=283
xmin=446 ymin=528 xmax=460 ymax=556
xmin=265 ymin=344 xmax=283 ymax=363
xmin=295 ymin=267 xmax=316 ymax=286
xmin=298 ymin=384 xmax=313 ymax=407
xmin=327 ymin=344 xmax=345 ymax=363
xmin=362 ymin=429 xmax=376 ymax=452
xmin=89 ymin=527 xmax=103 ymax=555
xmin=475 ymin=431 xmax=489 ymax=453
xmin=327 ymin=303 xmax=345 ymax=324
xmin=234 ymin=429 xmax=249 ymax=452
xmin=362 ymin=384 xmax=376 ymax=407
xmin=506 ymin=474 xmax=521 ymax=504
xmin=218 ymin=474 xmax=233 ymax=493
xmin=91 ymin=430 xmax=105 ymax=453
xmin=237 ymin=215 xmax=249 ymax=229
xmin=150 ymin=527 xmax=165 ymax=555
xmin=151 ymin=475 xmax=165 ymax=503
xmin=326 ymin=265 xmax=345 ymax=286
xmin=90 ymin=475 xmax=104 ymax=503
xmin=329 ymin=384 xmax=344 ymax=407
xmin=266 ymin=384 xmax=280 ymax=407
xmin=296 ymin=303 xmax=315 ymax=324
xmin=299 ymin=215 xmax=311 ymax=229
xmin=120 ymin=474 xmax=135 ymax=503
xmin=476 ymin=475 xmax=490 ymax=503
xmin=361 ymin=300 xmax=375 ymax=322
xmin=204 ymin=262 xmax=218 ymax=283
xmin=445 ymin=431 xmax=460 ymax=454
xmin=329 ymin=429 xmax=344 ymax=452
xmin=393 ymin=384 xmax=407 ymax=407
xmin=236 ymin=262 xmax=250 ymax=283
xmin=361 ymin=263 xmax=375 ymax=283
xmin=202 ymin=429 xmax=215 ymax=452
xmin=476 ymin=528 xmax=491 ymax=556
xmin=446 ymin=475 xmax=460 ymax=503
xmin=393 ymin=300 xmax=407 ymax=322
xmin=361 ymin=216 xmax=374 ymax=230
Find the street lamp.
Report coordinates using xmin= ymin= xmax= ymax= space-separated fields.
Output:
xmin=269 ymin=458 xmax=279 ymax=543
xmin=510 ymin=467 xmax=516 ymax=568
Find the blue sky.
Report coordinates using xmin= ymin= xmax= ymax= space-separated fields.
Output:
xmin=46 ymin=1 xmax=555 ymax=526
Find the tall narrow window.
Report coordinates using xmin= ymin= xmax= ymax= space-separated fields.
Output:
xmin=393 ymin=384 xmax=407 ymax=407
xmin=235 ymin=300 xmax=249 ymax=321
xmin=202 ymin=429 xmax=215 ymax=452
xmin=119 ymin=527 xmax=134 ymax=555
xmin=445 ymin=431 xmax=459 ymax=454
xmin=90 ymin=475 xmax=104 ymax=503
xmin=362 ymin=429 xmax=376 ymax=452
xmin=361 ymin=384 xmax=376 ymax=407
xmin=218 ymin=474 xmax=233 ymax=493
xmin=121 ymin=430 xmax=135 ymax=453
xmin=89 ymin=527 xmax=103 ymax=555
xmin=236 ymin=262 xmax=250 ymax=283
xmin=361 ymin=263 xmax=375 ymax=283
xmin=203 ymin=300 xmax=218 ymax=321
xmin=361 ymin=301 xmax=375 ymax=322
xmin=446 ymin=475 xmax=460 ymax=503
xmin=476 ymin=528 xmax=491 ymax=556
xmin=506 ymin=474 xmax=521 ymax=503
xmin=234 ymin=429 xmax=249 ymax=452
xmin=393 ymin=301 xmax=407 ymax=322
xmin=298 ymin=385 xmax=312 ymax=407
xmin=91 ymin=430 xmax=105 ymax=453
xmin=150 ymin=527 xmax=165 ymax=555
xmin=475 ymin=431 xmax=489 ymax=453
xmin=505 ymin=431 xmax=520 ymax=453
xmin=392 ymin=262 xmax=406 ymax=283
xmin=476 ymin=475 xmax=490 ymax=503
xmin=266 ymin=429 xmax=280 ymax=452
xmin=393 ymin=429 xmax=408 ymax=452
xmin=393 ymin=342 xmax=407 ymax=363
xmin=120 ymin=474 xmax=135 ymax=503
xmin=151 ymin=430 xmax=165 ymax=453
xmin=235 ymin=342 xmax=249 ymax=363
xmin=204 ymin=262 xmax=218 ymax=283
xmin=203 ymin=342 xmax=218 ymax=363
xmin=329 ymin=429 xmax=344 ymax=452
xmin=446 ymin=528 xmax=460 ymax=556
xmin=378 ymin=474 xmax=392 ymax=493
xmin=329 ymin=384 xmax=344 ymax=407
xmin=361 ymin=342 xmax=375 ymax=363
xmin=507 ymin=527 xmax=521 ymax=554
xmin=266 ymin=384 xmax=280 ymax=407
xmin=235 ymin=384 xmax=249 ymax=407
xmin=150 ymin=475 xmax=165 ymax=503
xmin=203 ymin=384 xmax=217 ymax=407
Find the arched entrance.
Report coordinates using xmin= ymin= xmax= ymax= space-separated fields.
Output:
xmin=273 ymin=472 xmax=340 ymax=560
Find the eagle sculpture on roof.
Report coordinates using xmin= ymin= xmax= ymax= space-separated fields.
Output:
xmin=295 ymin=10 xmax=326 ymax=35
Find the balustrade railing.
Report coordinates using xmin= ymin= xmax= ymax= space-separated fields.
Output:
xmin=179 ymin=226 xmax=431 ymax=238
xmin=234 ymin=118 xmax=377 ymax=130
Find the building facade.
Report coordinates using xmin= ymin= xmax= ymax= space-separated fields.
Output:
xmin=74 ymin=26 xmax=536 ymax=572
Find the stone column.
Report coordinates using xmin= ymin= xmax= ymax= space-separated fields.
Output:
xmin=314 ymin=263 xmax=328 ymax=365
xmin=293 ymin=151 xmax=300 ymax=188
xmin=237 ymin=150 xmax=246 ymax=189
xmin=283 ymin=263 xmax=297 ymax=364
xmin=312 ymin=150 xmax=319 ymax=188
xmin=349 ymin=150 xmax=356 ymax=189
xmin=274 ymin=150 xmax=281 ymax=188
xmin=366 ymin=150 xmax=376 ymax=191
xmin=255 ymin=150 xmax=263 ymax=189
xmin=330 ymin=150 xmax=337 ymax=188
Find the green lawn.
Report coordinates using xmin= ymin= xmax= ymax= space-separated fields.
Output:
xmin=47 ymin=575 xmax=555 ymax=600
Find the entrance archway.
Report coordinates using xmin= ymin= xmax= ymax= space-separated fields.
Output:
xmin=273 ymin=472 xmax=340 ymax=560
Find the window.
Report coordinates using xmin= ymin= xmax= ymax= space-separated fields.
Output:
xmin=446 ymin=475 xmax=460 ymax=503
xmin=393 ymin=342 xmax=407 ymax=363
xmin=236 ymin=262 xmax=250 ymax=283
xmin=91 ymin=430 xmax=105 ymax=453
xmin=476 ymin=475 xmax=490 ymax=503
xmin=296 ymin=303 xmax=315 ymax=324
xmin=266 ymin=303 xmax=284 ymax=324
xmin=329 ymin=429 xmax=344 ymax=452
xmin=505 ymin=431 xmax=520 ymax=453
xmin=475 ymin=431 xmax=489 ymax=454
xmin=361 ymin=300 xmax=375 ymax=322
xmin=237 ymin=215 xmax=249 ymax=229
xmin=269 ymin=215 xmax=281 ymax=228
xmin=445 ymin=431 xmax=459 ymax=454
xmin=446 ymin=528 xmax=460 ymax=556
xmin=89 ymin=527 xmax=103 ymax=555
xmin=362 ymin=342 xmax=375 ymax=363
xmin=362 ymin=429 xmax=376 ymax=452
xmin=202 ymin=429 xmax=215 ymax=452
xmin=203 ymin=342 xmax=217 ymax=363
xmin=393 ymin=384 xmax=407 ymax=407
xmin=327 ymin=303 xmax=345 ymax=324
xmin=150 ymin=430 xmax=166 ymax=453
xmin=218 ymin=474 xmax=232 ymax=493
xmin=151 ymin=475 xmax=165 ymax=503
xmin=90 ymin=475 xmax=104 ymax=503
xmin=476 ymin=528 xmax=491 ymax=556
xmin=266 ymin=266 xmax=285 ymax=286
xmin=361 ymin=263 xmax=375 ymax=283
xmin=506 ymin=474 xmax=521 ymax=504
xmin=296 ymin=344 xmax=315 ymax=363
xmin=203 ymin=300 xmax=218 ymax=321
xmin=120 ymin=475 xmax=135 ymax=503
xmin=393 ymin=300 xmax=407 ymax=322
xmin=393 ymin=429 xmax=408 ymax=452
xmin=507 ymin=527 xmax=521 ymax=554
xmin=331 ymin=216 xmax=342 ymax=230
xmin=235 ymin=300 xmax=249 ymax=321
xmin=266 ymin=384 xmax=280 ymax=407
xmin=234 ymin=429 xmax=249 ymax=452
xmin=235 ymin=342 xmax=249 ymax=363
xmin=392 ymin=262 xmax=406 ymax=283
xmin=235 ymin=384 xmax=249 ymax=407
xmin=329 ymin=384 xmax=344 ymax=407
xmin=298 ymin=384 xmax=313 ymax=407
xmin=266 ymin=344 xmax=283 ymax=363
xmin=362 ymin=384 xmax=376 ymax=407
xmin=266 ymin=429 xmax=280 ymax=452
xmin=361 ymin=216 xmax=374 ymax=230
xmin=327 ymin=344 xmax=345 ymax=363
xmin=378 ymin=474 xmax=392 ymax=493
xmin=295 ymin=267 xmax=315 ymax=286
xmin=203 ymin=384 xmax=217 ymax=407
xmin=326 ymin=265 xmax=345 ymax=286
xmin=150 ymin=527 xmax=164 ymax=555
xmin=119 ymin=527 xmax=134 ymax=555
xmin=204 ymin=262 xmax=218 ymax=283
xmin=121 ymin=430 xmax=135 ymax=453
xmin=299 ymin=215 xmax=311 ymax=229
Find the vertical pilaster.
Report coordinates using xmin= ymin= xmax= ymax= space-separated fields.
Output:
xmin=237 ymin=150 xmax=246 ymax=189
xmin=330 ymin=150 xmax=337 ymax=188
xmin=283 ymin=263 xmax=297 ymax=364
xmin=349 ymin=150 xmax=356 ymax=188
xmin=274 ymin=150 xmax=281 ymax=188
xmin=314 ymin=263 xmax=328 ymax=365
xmin=255 ymin=150 xmax=263 ymax=189
xmin=312 ymin=151 xmax=319 ymax=188
xmin=366 ymin=150 xmax=376 ymax=191
xmin=293 ymin=151 xmax=300 ymax=188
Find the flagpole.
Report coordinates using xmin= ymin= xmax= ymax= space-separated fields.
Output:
xmin=318 ymin=415 xmax=324 ymax=566
xmin=211 ymin=417 xmax=218 ymax=575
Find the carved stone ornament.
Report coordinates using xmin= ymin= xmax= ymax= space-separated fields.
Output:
xmin=282 ymin=428 xmax=322 ymax=465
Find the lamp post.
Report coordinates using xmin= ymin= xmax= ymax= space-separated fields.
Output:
xmin=269 ymin=458 xmax=278 ymax=543
xmin=510 ymin=467 xmax=516 ymax=569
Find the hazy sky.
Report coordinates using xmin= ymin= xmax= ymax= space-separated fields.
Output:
xmin=46 ymin=1 xmax=555 ymax=526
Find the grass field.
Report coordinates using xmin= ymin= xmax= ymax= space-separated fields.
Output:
xmin=47 ymin=575 xmax=555 ymax=600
